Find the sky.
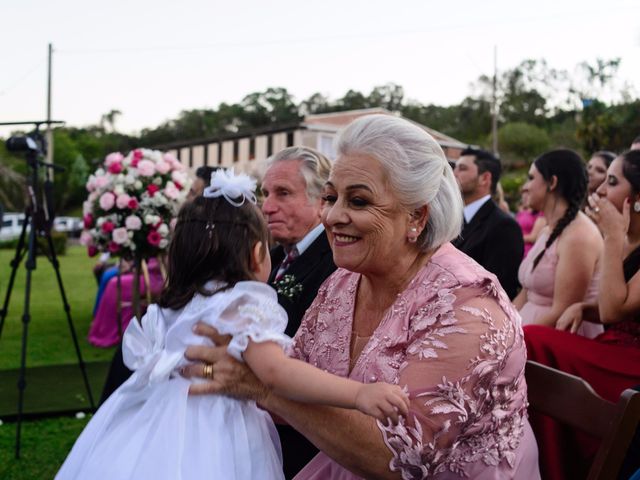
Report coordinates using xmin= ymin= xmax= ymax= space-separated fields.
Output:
xmin=1 ymin=0 xmax=639 ymax=139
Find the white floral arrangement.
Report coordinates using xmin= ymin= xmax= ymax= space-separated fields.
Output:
xmin=274 ymin=274 xmax=303 ymax=300
xmin=80 ymin=149 xmax=191 ymax=260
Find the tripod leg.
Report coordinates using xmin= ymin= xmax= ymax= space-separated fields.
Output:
xmin=45 ymin=233 xmax=96 ymax=410
xmin=0 ymin=211 xmax=30 ymax=339
xmin=15 ymin=222 xmax=37 ymax=459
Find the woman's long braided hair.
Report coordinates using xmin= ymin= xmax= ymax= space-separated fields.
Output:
xmin=531 ymin=149 xmax=588 ymax=270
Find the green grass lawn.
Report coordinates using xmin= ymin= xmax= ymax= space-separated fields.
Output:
xmin=0 ymin=244 xmax=115 ymax=479
xmin=0 ymin=245 xmax=115 ymax=369
xmin=0 ymin=415 xmax=91 ymax=479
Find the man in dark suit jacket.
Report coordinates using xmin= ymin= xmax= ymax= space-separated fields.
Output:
xmin=261 ymin=146 xmax=337 ymax=478
xmin=452 ymin=148 xmax=523 ymax=299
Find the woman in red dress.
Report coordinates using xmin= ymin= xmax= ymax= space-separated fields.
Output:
xmin=524 ymin=149 xmax=640 ymax=479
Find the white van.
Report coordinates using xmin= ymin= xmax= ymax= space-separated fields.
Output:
xmin=0 ymin=212 xmax=27 ymax=241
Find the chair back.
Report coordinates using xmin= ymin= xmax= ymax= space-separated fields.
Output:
xmin=525 ymin=360 xmax=640 ymax=480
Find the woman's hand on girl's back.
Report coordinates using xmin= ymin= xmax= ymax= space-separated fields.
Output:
xmin=182 ymin=322 xmax=269 ymax=401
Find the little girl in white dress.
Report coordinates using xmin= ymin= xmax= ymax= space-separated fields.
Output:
xmin=57 ymin=169 xmax=408 ymax=480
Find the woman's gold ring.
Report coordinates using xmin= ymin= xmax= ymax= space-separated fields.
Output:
xmin=203 ymin=363 xmax=214 ymax=379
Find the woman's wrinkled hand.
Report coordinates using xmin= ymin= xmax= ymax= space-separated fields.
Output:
xmin=556 ymin=302 xmax=584 ymax=334
xmin=355 ymin=383 xmax=410 ymax=425
xmin=585 ymin=194 xmax=629 ymax=239
xmin=181 ymin=322 xmax=269 ymax=402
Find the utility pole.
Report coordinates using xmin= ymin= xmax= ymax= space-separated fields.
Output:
xmin=491 ymin=45 xmax=499 ymax=156
xmin=46 ymin=43 xmax=53 ymax=167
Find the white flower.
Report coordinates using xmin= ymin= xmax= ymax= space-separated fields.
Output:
xmin=134 ymin=180 xmax=143 ymax=190
xmin=144 ymin=214 xmax=160 ymax=225
xmin=114 ymin=184 xmax=125 ymax=196
xmin=157 ymin=223 xmax=169 ymax=236
xmin=159 ymin=239 xmax=169 ymax=249
xmin=125 ymin=174 xmax=136 ymax=185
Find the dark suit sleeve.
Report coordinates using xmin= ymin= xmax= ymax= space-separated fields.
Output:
xmin=482 ymin=217 xmax=524 ymax=299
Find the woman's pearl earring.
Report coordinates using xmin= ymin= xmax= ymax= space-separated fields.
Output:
xmin=408 ymin=227 xmax=418 ymax=243
xmin=634 ymin=201 xmax=640 ymax=213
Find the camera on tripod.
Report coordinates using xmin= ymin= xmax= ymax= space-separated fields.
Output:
xmin=6 ymin=134 xmax=45 ymax=156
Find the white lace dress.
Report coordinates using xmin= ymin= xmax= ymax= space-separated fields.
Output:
xmin=56 ymin=281 xmax=291 ymax=480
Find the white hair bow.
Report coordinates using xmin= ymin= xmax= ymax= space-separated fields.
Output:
xmin=203 ymin=168 xmax=257 ymax=207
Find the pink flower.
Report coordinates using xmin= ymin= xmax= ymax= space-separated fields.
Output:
xmin=128 ymin=197 xmax=139 ymax=210
xmin=155 ymin=160 xmax=171 ymax=175
xmin=116 ymin=193 xmax=131 ymax=209
xmin=173 ymin=181 xmax=183 ymax=191
xmin=108 ymin=241 xmax=120 ymax=254
xmin=125 ymin=215 xmax=142 ymax=231
xmin=86 ymin=177 xmax=96 ymax=192
xmin=105 ymin=152 xmax=124 ymax=166
xmin=108 ymin=162 xmax=123 ymax=174
xmin=137 ymin=159 xmax=156 ymax=176
xmin=95 ymin=175 xmax=110 ymax=190
xmin=112 ymin=227 xmax=129 ymax=245
xmin=99 ymin=192 xmax=115 ymax=211
xmin=171 ymin=171 xmax=187 ymax=185
xmin=133 ymin=150 xmax=144 ymax=161
xmin=147 ymin=184 xmax=160 ymax=196
xmin=101 ymin=221 xmax=115 ymax=234
xmin=88 ymin=245 xmax=99 ymax=257
xmin=164 ymin=183 xmax=180 ymax=200
xmin=147 ymin=230 xmax=162 ymax=247
xmin=80 ymin=231 xmax=93 ymax=246
xmin=83 ymin=214 xmax=94 ymax=229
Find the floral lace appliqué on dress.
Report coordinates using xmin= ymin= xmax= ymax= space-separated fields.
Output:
xmin=291 ymin=243 xmax=539 ymax=480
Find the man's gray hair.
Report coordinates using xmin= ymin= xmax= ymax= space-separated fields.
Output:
xmin=335 ymin=114 xmax=463 ymax=251
xmin=266 ymin=146 xmax=332 ymax=200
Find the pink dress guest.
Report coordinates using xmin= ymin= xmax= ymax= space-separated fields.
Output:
xmin=518 ymin=232 xmax=603 ymax=338
xmin=88 ymin=258 xmax=164 ymax=347
xmin=290 ymin=243 xmax=540 ymax=479
xmin=516 ymin=210 xmax=543 ymax=257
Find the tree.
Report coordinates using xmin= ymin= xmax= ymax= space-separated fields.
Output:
xmin=368 ymin=83 xmax=405 ymax=112
xmin=239 ymin=87 xmax=301 ymax=127
xmin=100 ymin=109 xmax=122 ymax=133
xmin=497 ymin=122 xmax=551 ymax=164
xmin=300 ymin=92 xmax=332 ymax=115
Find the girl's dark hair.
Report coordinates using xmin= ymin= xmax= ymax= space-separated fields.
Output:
xmin=158 ymin=195 xmax=269 ymax=310
xmin=621 ymin=149 xmax=640 ymax=194
xmin=592 ymin=150 xmax=616 ymax=169
xmin=531 ymin=149 xmax=587 ymax=270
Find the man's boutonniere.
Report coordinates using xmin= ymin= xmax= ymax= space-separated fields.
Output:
xmin=274 ymin=274 xmax=303 ymax=300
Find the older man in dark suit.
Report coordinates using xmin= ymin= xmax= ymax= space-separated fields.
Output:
xmin=261 ymin=146 xmax=337 ymax=478
xmin=452 ymin=148 xmax=523 ymax=299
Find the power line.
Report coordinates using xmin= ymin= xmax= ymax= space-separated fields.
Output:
xmin=0 ymin=59 xmax=47 ymax=96
xmin=55 ymin=5 xmax=634 ymax=56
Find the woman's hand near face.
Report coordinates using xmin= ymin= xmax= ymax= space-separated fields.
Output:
xmin=586 ymin=194 xmax=629 ymax=240
xmin=182 ymin=322 xmax=269 ymax=401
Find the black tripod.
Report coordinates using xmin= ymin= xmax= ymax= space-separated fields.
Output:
xmin=0 ymin=127 xmax=95 ymax=458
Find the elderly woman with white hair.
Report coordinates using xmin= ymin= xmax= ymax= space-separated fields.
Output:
xmin=184 ymin=115 xmax=540 ymax=479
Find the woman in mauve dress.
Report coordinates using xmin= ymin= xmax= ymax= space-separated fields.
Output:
xmin=183 ymin=114 xmax=540 ymax=479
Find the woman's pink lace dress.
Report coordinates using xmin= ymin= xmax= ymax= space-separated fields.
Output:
xmin=290 ymin=243 xmax=540 ymax=479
